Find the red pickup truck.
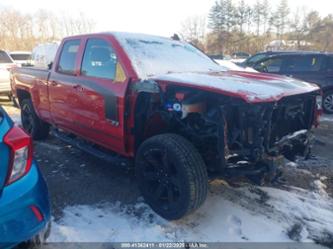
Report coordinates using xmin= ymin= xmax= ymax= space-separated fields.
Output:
xmin=11 ymin=32 xmax=321 ymax=220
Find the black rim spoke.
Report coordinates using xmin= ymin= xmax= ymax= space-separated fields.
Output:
xmin=22 ymin=105 xmax=34 ymax=133
xmin=154 ymin=184 xmax=165 ymax=200
xmin=141 ymin=147 xmax=181 ymax=208
xmin=167 ymin=186 xmax=174 ymax=203
xmin=169 ymin=176 xmax=180 ymax=189
xmin=161 ymin=149 xmax=169 ymax=172
xmin=144 ymin=150 xmax=161 ymax=168
xmin=144 ymin=172 xmax=159 ymax=181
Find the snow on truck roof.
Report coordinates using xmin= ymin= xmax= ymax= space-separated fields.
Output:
xmin=112 ymin=32 xmax=226 ymax=79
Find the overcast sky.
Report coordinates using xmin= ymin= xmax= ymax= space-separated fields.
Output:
xmin=0 ymin=0 xmax=332 ymax=36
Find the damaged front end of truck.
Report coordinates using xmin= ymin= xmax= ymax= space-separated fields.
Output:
xmin=134 ymin=80 xmax=321 ymax=182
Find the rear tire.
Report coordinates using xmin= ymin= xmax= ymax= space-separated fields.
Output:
xmin=21 ymin=99 xmax=49 ymax=140
xmin=323 ymin=90 xmax=333 ymax=114
xmin=135 ymin=134 xmax=208 ymax=220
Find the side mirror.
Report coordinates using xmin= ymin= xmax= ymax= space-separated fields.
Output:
xmin=47 ymin=62 xmax=53 ymax=70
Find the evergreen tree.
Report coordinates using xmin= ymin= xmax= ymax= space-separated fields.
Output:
xmin=253 ymin=0 xmax=262 ymax=36
xmin=235 ymin=0 xmax=247 ymax=33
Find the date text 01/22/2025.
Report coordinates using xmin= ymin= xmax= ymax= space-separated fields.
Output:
xmin=120 ymin=242 xmax=208 ymax=248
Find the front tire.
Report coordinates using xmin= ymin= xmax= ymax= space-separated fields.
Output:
xmin=323 ymin=90 xmax=333 ymax=114
xmin=135 ymin=134 xmax=208 ymax=220
xmin=21 ymin=99 xmax=49 ymax=140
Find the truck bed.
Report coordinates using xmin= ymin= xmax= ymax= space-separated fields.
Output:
xmin=12 ymin=67 xmax=50 ymax=82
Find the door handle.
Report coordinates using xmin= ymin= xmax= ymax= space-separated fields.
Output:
xmin=50 ymin=81 xmax=58 ymax=87
xmin=73 ymin=84 xmax=84 ymax=91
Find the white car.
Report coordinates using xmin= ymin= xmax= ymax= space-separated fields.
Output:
xmin=0 ymin=50 xmax=16 ymax=99
xmin=32 ymin=42 xmax=60 ymax=69
xmin=10 ymin=51 xmax=33 ymax=67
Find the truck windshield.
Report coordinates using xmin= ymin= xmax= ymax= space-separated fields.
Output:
xmin=0 ymin=51 xmax=13 ymax=63
xmin=115 ymin=33 xmax=225 ymax=79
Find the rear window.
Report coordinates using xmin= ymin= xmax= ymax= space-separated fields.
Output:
xmin=0 ymin=51 xmax=13 ymax=63
xmin=10 ymin=54 xmax=31 ymax=61
xmin=57 ymin=40 xmax=80 ymax=75
xmin=284 ymin=55 xmax=324 ymax=72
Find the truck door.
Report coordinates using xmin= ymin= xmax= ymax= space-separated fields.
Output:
xmin=72 ymin=36 xmax=129 ymax=154
xmin=48 ymin=39 xmax=82 ymax=130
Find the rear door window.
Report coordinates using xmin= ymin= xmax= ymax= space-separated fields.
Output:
xmin=57 ymin=40 xmax=80 ymax=75
xmin=0 ymin=51 xmax=13 ymax=63
xmin=81 ymin=38 xmax=117 ymax=80
xmin=284 ymin=55 xmax=325 ymax=73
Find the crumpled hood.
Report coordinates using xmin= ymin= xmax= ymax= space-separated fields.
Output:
xmin=151 ymin=71 xmax=320 ymax=103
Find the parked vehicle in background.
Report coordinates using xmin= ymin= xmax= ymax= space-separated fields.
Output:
xmin=32 ymin=42 xmax=60 ymax=69
xmin=10 ymin=51 xmax=33 ymax=67
xmin=232 ymin=52 xmax=251 ymax=59
xmin=239 ymin=51 xmax=315 ymax=68
xmin=0 ymin=106 xmax=50 ymax=248
xmin=209 ymin=54 xmax=225 ymax=61
xmin=251 ymin=52 xmax=333 ymax=114
xmin=11 ymin=32 xmax=321 ymax=220
xmin=0 ymin=50 xmax=16 ymax=100
xmin=230 ymin=51 xmax=251 ymax=64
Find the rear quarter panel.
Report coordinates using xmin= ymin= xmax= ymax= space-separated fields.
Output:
xmin=11 ymin=67 xmax=52 ymax=123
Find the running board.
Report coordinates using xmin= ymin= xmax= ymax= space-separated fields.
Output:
xmin=51 ymin=128 xmax=132 ymax=168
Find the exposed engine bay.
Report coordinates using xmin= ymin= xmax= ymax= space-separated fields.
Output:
xmin=135 ymin=84 xmax=320 ymax=179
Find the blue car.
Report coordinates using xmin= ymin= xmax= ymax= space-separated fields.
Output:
xmin=0 ymin=106 xmax=50 ymax=248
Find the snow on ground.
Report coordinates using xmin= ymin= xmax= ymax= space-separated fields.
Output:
xmin=321 ymin=115 xmax=333 ymax=122
xmin=49 ymin=180 xmax=333 ymax=244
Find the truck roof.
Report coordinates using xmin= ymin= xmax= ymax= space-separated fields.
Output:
xmin=65 ymin=32 xmax=226 ymax=79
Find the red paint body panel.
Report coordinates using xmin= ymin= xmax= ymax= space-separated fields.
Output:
xmin=10 ymin=33 xmax=320 ymax=158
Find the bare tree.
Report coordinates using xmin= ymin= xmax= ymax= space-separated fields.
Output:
xmin=0 ymin=7 xmax=95 ymax=51
xmin=289 ymin=8 xmax=309 ymax=49
xmin=180 ymin=15 xmax=206 ymax=49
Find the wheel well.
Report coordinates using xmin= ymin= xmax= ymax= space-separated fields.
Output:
xmin=323 ymin=87 xmax=333 ymax=94
xmin=16 ymin=89 xmax=31 ymax=105
xmin=134 ymin=92 xmax=168 ymax=150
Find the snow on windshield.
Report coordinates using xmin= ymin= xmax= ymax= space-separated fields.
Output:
xmin=114 ymin=32 xmax=225 ymax=79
